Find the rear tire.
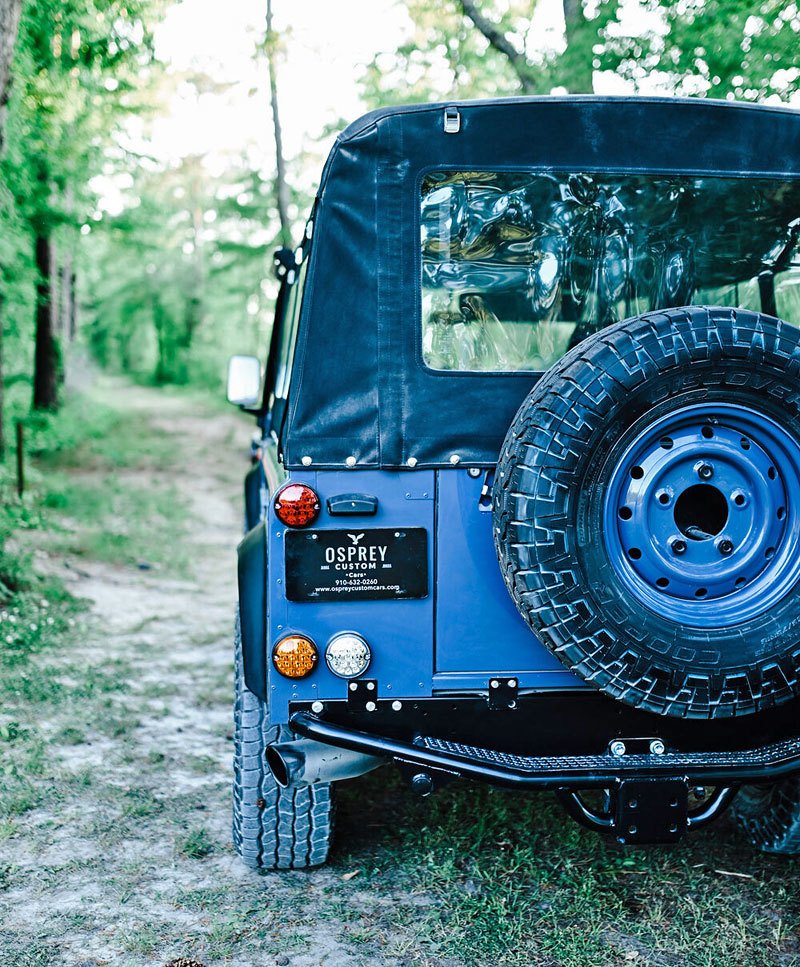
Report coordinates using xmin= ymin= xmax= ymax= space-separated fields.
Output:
xmin=733 ymin=780 xmax=800 ymax=855
xmin=232 ymin=607 xmax=334 ymax=869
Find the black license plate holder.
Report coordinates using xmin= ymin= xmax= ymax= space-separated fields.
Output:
xmin=285 ymin=527 xmax=428 ymax=602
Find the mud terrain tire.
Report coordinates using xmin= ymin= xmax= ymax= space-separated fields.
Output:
xmin=493 ymin=306 xmax=800 ymax=719
xmin=733 ymin=780 xmax=800 ymax=855
xmin=232 ymin=608 xmax=333 ymax=868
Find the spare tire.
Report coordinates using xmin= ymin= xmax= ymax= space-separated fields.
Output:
xmin=493 ymin=306 xmax=800 ymax=719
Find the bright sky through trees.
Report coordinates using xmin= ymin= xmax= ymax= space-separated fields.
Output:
xmin=147 ymin=0 xmax=410 ymax=168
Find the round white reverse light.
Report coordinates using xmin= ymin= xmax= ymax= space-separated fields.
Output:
xmin=325 ymin=633 xmax=371 ymax=679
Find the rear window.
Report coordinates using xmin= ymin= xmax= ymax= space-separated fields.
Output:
xmin=420 ymin=170 xmax=800 ymax=372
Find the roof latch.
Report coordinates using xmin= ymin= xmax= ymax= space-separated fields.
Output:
xmin=443 ymin=106 xmax=461 ymax=134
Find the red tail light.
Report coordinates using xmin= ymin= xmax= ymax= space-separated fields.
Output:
xmin=274 ymin=483 xmax=320 ymax=527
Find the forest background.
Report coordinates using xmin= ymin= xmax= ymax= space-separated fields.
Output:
xmin=0 ymin=0 xmax=798 ymax=457
xmin=0 ymin=4 xmax=799 ymax=964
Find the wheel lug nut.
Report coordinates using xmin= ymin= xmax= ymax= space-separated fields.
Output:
xmin=717 ymin=538 xmax=734 ymax=555
xmin=695 ymin=461 xmax=714 ymax=480
xmin=655 ymin=489 xmax=671 ymax=506
xmin=670 ymin=538 xmax=687 ymax=555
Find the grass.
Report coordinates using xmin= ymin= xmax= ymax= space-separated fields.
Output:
xmin=331 ymin=770 xmax=800 ymax=966
xmin=0 ymin=937 xmax=64 ymax=967
xmin=176 ymin=826 xmax=215 ymax=859
xmin=42 ymin=476 xmax=189 ymax=572
xmin=0 ymin=382 xmax=190 ymax=834
xmin=0 ymin=379 xmax=200 ymax=927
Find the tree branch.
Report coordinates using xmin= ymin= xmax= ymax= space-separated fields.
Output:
xmin=457 ymin=0 xmax=537 ymax=93
xmin=0 ymin=0 xmax=23 ymax=152
xmin=266 ymin=0 xmax=291 ymax=248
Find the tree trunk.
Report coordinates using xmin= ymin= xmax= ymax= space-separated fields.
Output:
xmin=561 ymin=0 xmax=594 ymax=93
xmin=60 ymin=185 xmax=75 ymax=341
xmin=60 ymin=255 xmax=73 ymax=337
xmin=0 ymin=0 xmax=22 ymax=153
xmin=33 ymin=232 xmax=59 ymax=410
xmin=0 ymin=0 xmax=23 ymax=457
xmin=265 ymin=0 xmax=291 ymax=247
xmin=51 ymin=237 xmax=64 ymax=388
xmin=458 ymin=0 xmax=538 ymax=93
xmin=68 ymin=269 xmax=77 ymax=341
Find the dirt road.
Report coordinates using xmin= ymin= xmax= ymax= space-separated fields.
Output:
xmin=3 ymin=379 xmax=799 ymax=967
xmin=0 ymin=383 xmax=418 ymax=967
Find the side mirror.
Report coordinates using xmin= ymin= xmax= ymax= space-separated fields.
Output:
xmin=226 ymin=355 xmax=262 ymax=408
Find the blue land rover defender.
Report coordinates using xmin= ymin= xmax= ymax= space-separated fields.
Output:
xmin=227 ymin=96 xmax=800 ymax=869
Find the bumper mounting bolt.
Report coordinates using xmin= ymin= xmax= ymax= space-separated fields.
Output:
xmin=649 ymin=739 xmax=666 ymax=755
xmin=610 ymin=740 xmax=626 ymax=757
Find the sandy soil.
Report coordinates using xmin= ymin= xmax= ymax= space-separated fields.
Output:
xmin=0 ymin=384 xmax=417 ymax=967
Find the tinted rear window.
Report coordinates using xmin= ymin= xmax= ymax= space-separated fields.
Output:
xmin=420 ymin=170 xmax=800 ymax=372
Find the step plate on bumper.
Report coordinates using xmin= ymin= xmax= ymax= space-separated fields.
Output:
xmin=419 ymin=735 xmax=800 ymax=777
xmin=290 ymin=712 xmax=800 ymax=788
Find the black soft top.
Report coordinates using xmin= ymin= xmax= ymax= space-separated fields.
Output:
xmin=283 ymin=96 xmax=800 ymax=470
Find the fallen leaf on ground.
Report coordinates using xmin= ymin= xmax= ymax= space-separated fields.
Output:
xmin=341 ymin=870 xmax=360 ymax=881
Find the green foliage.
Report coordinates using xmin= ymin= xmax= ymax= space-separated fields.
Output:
xmin=176 ymin=826 xmax=215 ymax=859
xmin=21 ymin=384 xmax=191 ymax=571
xmin=84 ymin=155 xmax=280 ymax=389
xmin=360 ymin=1 xmax=536 ymax=105
xmin=0 ymin=0 xmax=163 ymax=436
xmin=362 ymin=0 xmax=800 ymax=106
xmin=602 ymin=0 xmax=800 ymax=100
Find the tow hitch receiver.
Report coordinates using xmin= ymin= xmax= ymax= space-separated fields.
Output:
xmin=614 ymin=778 xmax=688 ymax=845
xmin=557 ymin=782 xmax=738 ymax=845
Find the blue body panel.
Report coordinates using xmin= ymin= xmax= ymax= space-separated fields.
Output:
xmin=268 ymin=470 xmax=436 ymax=719
xmin=433 ymin=470 xmax=583 ymax=691
xmin=267 ymin=466 xmax=584 ymax=724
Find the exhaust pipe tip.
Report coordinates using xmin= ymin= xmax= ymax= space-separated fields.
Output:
xmin=266 ymin=738 xmax=384 ymax=788
xmin=265 ymin=744 xmax=291 ymax=788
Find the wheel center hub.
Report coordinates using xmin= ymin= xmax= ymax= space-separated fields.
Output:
xmin=673 ymin=484 xmax=728 ymax=541
xmin=603 ymin=402 xmax=800 ymax=628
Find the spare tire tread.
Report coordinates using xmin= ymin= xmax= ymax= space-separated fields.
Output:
xmin=493 ymin=306 xmax=800 ymax=719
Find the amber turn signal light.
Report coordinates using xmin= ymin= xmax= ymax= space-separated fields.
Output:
xmin=274 ymin=483 xmax=320 ymax=527
xmin=272 ymin=635 xmax=318 ymax=679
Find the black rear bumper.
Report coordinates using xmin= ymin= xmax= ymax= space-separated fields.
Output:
xmin=290 ymin=711 xmax=800 ymax=789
